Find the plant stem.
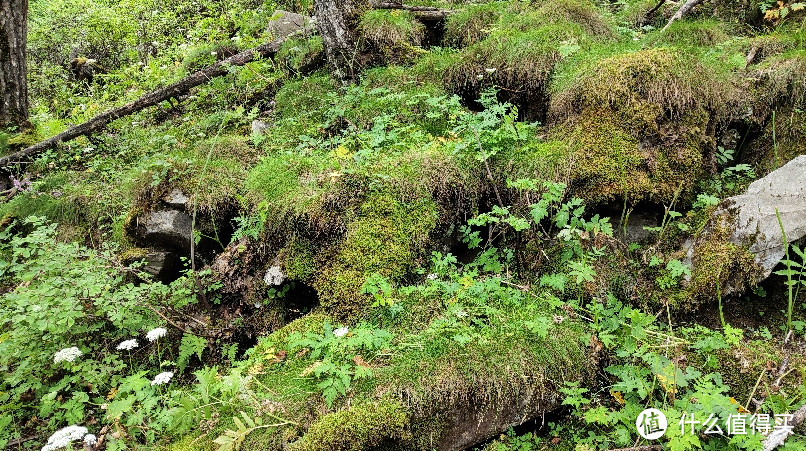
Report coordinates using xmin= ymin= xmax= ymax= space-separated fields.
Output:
xmin=775 ymin=208 xmax=793 ymax=333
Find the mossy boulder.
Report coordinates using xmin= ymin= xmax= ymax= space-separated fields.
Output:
xmin=685 ymin=156 xmax=806 ymax=304
xmin=359 ymin=10 xmax=425 ymax=65
xmin=548 ymin=47 xmax=741 ymax=204
xmin=290 ymin=400 xmax=411 ymax=451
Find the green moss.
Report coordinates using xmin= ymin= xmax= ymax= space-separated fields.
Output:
xmin=359 ymin=10 xmax=425 ymax=64
xmin=245 ymin=153 xmax=327 ymax=215
xmin=615 ymin=0 xmax=661 ymax=28
xmin=313 ymin=194 xmax=438 ymax=317
xmin=408 ymin=48 xmax=463 ymax=86
xmin=686 ymin=215 xmax=763 ymax=306
xmin=443 ymin=2 xmax=507 ymax=48
xmin=545 ymin=47 xmax=744 ymax=204
xmin=550 ymin=47 xmax=737 ymax=121
xmin=290 ymin=400 xmax=410 ymax=451
xmin=446 ymin=22 xmax=590 ymax=120
xmin=531 ymin=0 xmax=614 ymax=38
xmin=276 ymin=35 xmax=325 ymax=75
xmin=449 ymin=23 xmax=586 ymax=91
xmin=279 ymin=236 xmax=318 ymax=282
xmin=747 ymin=107 xmax=806 ymax=175
xmin=751 ymin=51 xmax=806 ymax=117
xmin=646 ymin=20 xmax=732 ymax=47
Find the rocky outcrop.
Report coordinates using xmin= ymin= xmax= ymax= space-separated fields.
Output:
xmin=134 ymin=209 xmax=193 ymax=252
xmin=687 ymin=155 xmax=806 ymax=296
xmin=266 ymin=10 xmax=313 ymax=39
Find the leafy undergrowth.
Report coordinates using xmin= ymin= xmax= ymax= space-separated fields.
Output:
xmin=2 ymin=0 xmax=806 ymax=449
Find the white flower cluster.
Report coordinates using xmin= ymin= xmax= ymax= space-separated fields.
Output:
xmin=333 ymin=327 xmax=349 ymax=337
xmin=41 ymin=425 xmax=88 ymax=451
xmin=117 ymin=339 xmax=139 ymax=351
xmin=151 ymin=371 xmax=174 ymax=386
xmin=146 ymin=327 xmax=167 ymax=342
xmin=264 ymin=265 xmax=286 ymax=286
xmin=53 ymin=347 xmax=82 ymax=364
xmin=84 ymin=434 xmax=97 ymax=446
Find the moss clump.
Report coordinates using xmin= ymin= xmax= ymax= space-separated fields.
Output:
xmin=443 ymin=3 xmax=507 ymax=48
xmin=686 ymin=214 xmax=763 ymax=306
xmin=547 ymin=47 xmax=742 ymax=204
xmin=646 ymin=20 xmax=732 ymax=47
xmin=746 ymin=107 xmax=806 ymax=175
xmin=550 ymin=47 xmax=737 ymax=121
xmin=446 ymin=23 xmax=589 ymax=121
xmin=751 ymin=51 xmax=806 ymax=119
xmin=290 ymin=400 xmax=410 ymax=451
xmin=531 ymin=0 xmax=614 ymax=38
xmin=275 ymin=35 xmax=325 ymax=75
xmin=359 ymin=10 xmax=425 ymax=64
xmin=313 ymin=194 xmax=438 ymax=318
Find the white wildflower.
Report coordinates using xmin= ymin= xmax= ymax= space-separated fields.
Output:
xmin=41 ymin=425 xmax=88 ymax=451
xmin=83 ymin=434 xmax=97 ymax=446
xmin=333 ymin=327 xmax=349 ymax=337
xmin=426 ymin=273 xmax=438 ymax=280
xmin=53 ymin=347 xmax=82 ymax=364
xmin=151 ymin=371 xmax=174 ymax=386
xmin=146 ymin=327 xmax=167 ymax=342
xmin=477 ymin=74 xmax=484 ymax=80
xmin=264 ymin=265 xmax=286 ymax=286
xmin=117 ymin=339 xmax=139 ymax=351
xmin=484 ymin=67 xmax=497 ymax=74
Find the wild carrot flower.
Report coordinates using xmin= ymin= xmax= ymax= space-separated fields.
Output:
xmin=53 ymin=347 xmax=82 ymax=363
xmin=333 ymin=327 xmax=349 ymax=337
xmin=117 ymin=339 xmax=139 ymax=351
xmin=151 ymin=371 xmax=174 ymax=386
xmin=146 ymin=327 xmax=167 ymax=342
xmin=41 ymin=425 xmax=88 ymax=451
xmin=83 ymin=434 xmax=97 ymax=446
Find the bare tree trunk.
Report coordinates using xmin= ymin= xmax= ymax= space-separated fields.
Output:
xmin=313 ymin=0 xmax=370 ymax=84
xmin=0 ymin=0 xmax=29 ymax=129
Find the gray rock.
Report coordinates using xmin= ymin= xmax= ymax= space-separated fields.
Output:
xmin=163 ymin=189 xmax=189 ymax=209
xmin=141 ymin=251 xmax=183 ymax=281
xmin=616 ymin=209 xmax=661 ymax=244
xmin=266 ymin=10 xmax=312 ymax=39
xmin=135 ymin=210 xmax=193 ymax=252
xmin=687 ymin=155 xmax=806 ymax=293
xmin=251 ymin=120 xmax=271 ymax=136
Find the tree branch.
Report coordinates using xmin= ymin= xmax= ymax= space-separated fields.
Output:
xmin=0 ymin=29 xmax=314 ymax=168
xmin=661 ymin=0 xmax=705 ymax=31
xmin=762 ymin=403 xmax=806 ymax=451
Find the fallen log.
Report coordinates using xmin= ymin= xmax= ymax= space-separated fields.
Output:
xmin=661 ymin=0 xmax=705 ymax=31
xmin=0 ymin=31 xmax=309 ymax=168
xmin=762 ymin=403 xmax=806 ymax=451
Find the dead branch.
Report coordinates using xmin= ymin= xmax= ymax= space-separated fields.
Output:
xmin=762 ymin=403 xmax=806 ymax=451
xmin=643 ymin=0 xmax=667 ymax=24
xmin=0 ymin=29 xmax=313 ymax=169
xmin=661 ymin=0 xmax=705 ymax=31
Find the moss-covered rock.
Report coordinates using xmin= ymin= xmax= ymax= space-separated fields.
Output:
xmin=547 ymin=47 xmax=742 ymax=204
xmin=313 ymin=194 xmax=438 ymax=317
xmin=446 ymin=22 xmax=590 ymax=121
xmin=443 ymin=3 xmax=507 ymax=48
xmin=359 ymin=10 xmax=425 ymax=65
xmin=290 ymin=400 xmax=411 ymax=451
